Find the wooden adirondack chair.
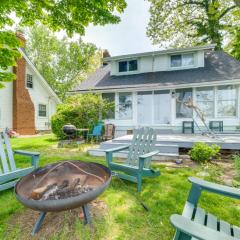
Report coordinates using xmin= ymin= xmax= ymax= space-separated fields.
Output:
xmin=103 ymin=124 xmax=115 ymax=141
xmin=0 ymin=132 xmax=40 ymax=191
xmin=105 ymin=127 xmax=160 ymax=192
xmin=170 ymin=177 xmax=240 ymax=240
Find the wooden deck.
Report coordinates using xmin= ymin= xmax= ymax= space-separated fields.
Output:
xmin=113 ymin=134 xmax=240 ymax=150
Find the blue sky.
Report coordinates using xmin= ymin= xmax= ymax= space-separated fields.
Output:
xmin=82 ymin=0 xmax=159 ymax=56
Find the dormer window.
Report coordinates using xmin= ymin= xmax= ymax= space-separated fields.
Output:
xmin=26 ymin=74 xmax=33 ymax=88
xmin=171 ymin=53 xmax=194 ymax=68
xmin=119 ymin=60 xmax=138 ymax=72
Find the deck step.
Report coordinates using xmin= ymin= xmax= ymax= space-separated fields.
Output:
xmin=100 ymin=141 xmax=179 ymax=154
xmin=88 ymin=148 xmax=179 ymax=161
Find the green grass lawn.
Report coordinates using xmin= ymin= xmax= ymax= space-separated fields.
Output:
xmin=0 ymin=135 xmax=240 ymax=240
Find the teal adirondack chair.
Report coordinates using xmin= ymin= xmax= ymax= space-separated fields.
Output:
xmin=0 ymin=132 xmax=40 ymax=191
xmin=171 ymin=177 xmax=240 ymax=240
xmin=105 ymin=127 xmax=160 ymax=192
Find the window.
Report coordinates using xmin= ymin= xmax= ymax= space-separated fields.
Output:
xmin=102 ymin=93 xmax=115 ymax=119
xmin=118 ymin=60 xmax=138 ymax=72
xmin=118 ymin=92 xmax=132 ymax=119
xmin=196 ymin=87 xmax=214 ymax=118
xmin=176 ymin=88 xmax=193 ymax=118
xmin=119 ymin=61 xmax=128 ymax=72
xmin=171 ymin=53 xmax=194 ymax=68
xmin=26 ymin=74 xmax=33 ymax=88
xmin=217 ymin=85 xmax=237 ymax=117
xmin=129 ymin=60 xmax=138 ymax=71
xmin=137 ymin=92 xmax=152 ymax=124
xmin=38 ymin=104 xmax=47 ymax=117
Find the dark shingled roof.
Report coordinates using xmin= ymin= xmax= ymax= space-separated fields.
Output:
xmin=71 ymin=51 xmax=240 ymax=92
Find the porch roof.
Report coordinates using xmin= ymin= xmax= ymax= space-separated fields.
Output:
xmin=70 ymin=51 xmax=240 ymax=93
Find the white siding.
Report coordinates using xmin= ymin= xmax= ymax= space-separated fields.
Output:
xmin=0 ymin=81 xmax=13 ymax=130
xmin=26 ymin=65 xmax=58 ymax=131
xmin=110 ymin=51 xmax=203 ymax=76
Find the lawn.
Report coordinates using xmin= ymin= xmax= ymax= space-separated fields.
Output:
xmin=0 ymin=135 xmax=240 ymax=240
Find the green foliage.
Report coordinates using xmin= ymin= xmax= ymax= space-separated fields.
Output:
xmin=51 ymin=94 xmax=113 ymax=138
xmin=147 ymin=0 xmax=240 ymax=49
xmin=25 ymin=24 xmax=101 ymax=100
xmin=189 ymin=142 xmax=221 ymax=163
xmin=0 ymin=31 xmax=21 ymax=88
xmin=0 ymin=0 xmax=127 ymax=88
xmin=225 ymin=26 xmax=240 ymax=61
xmin=233 ymin=154 xmax=240 ymax=177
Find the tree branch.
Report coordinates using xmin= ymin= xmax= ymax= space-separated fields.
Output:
xmin=219 ymin=5 xmax=237 ymax=19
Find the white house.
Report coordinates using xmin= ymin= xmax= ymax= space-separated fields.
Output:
xmin=70 ymin=45 xmax=240 ymax=136
xmin=0 ymin=33 xmax=60 ymax=135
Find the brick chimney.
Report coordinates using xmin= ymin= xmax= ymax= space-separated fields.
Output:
xmin=12 ymin=32 xmax=36 ymax=135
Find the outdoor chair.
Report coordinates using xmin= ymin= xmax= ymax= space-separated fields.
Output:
xmin=104 ymin=127 xmax=160 ymax=192
xmin=103 ymin=124 xmax=115 ymax=141
xmin=0 ymin=132 xmax=40 ymax=191
xmin=87 ymin=124 xmax=103 ymax=142
xmin=170 ymin=177 xmax=240 ymax=240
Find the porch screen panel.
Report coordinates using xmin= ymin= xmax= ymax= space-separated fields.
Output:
xmin=154 ymin=90 xmax=171 ymax=124
xmin=137 ymin=91 xmax=152 ymax=124
xmin=102 ymin=93 xmax=115 ymax=119
xmin=217 ymin=85 xmax=237 ymax=117
xmin=176 ymin=88 xmax=193 ymax=118
xmin=196 ymin=87 xmax=214 ymax=118
xmin=118 ymin=92 xmax=133 ymax=120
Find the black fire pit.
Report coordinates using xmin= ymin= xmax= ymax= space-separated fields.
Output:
xmin=15 ymin=160 xmax=111 ymax=235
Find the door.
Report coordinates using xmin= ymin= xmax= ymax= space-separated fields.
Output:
xmin=153 ymin=90 xmax=171 ymax=124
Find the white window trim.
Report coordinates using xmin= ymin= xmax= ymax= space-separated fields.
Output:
xmin=26 ymin=73 xmax=34 ymax=89
xmin=38 ymin=103 xmax=48 ymax=118
xmin=169 ymin=53 xmax=195 ymax=70
xmin=118 ymin=59 xmax=139 ymax=75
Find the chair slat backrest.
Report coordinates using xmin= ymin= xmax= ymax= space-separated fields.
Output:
xmin=126 ymin=127 xmax=157 ymax=168
xmin=0 ymin=132 xmax=10 ymax=173
xmin=0 ymin=132 xmax=16 ymax=174
xmin=3 ymin=132 xmax=16 ymax=171
xmin=92 ymin=125 xmax=103 ymax=136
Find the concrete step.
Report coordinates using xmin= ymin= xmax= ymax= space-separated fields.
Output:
xmin=100 ymin=141 xmax=179 ymax=154
xmin=88 ymin=148 xmax=179 ymax=161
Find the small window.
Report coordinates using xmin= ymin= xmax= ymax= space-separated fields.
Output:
xmin=171 ymin=53 xmax=194 ymax=68
xmin=119 ymin=61 xmax=128 ymax=72
xmin=171 ymin=55 xmax=182 ymax=67
xmin=38 ymin=104 xmax=47 ymax=117
xmin=118 ymin=60 xmax=138 ymax=72
xmin=26 ymin=74 xmax=33 ymax=88
xmin=129 ymin=60 xmax=138 ymax=71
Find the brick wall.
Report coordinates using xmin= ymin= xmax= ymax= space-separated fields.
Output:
xmin=12 ymin=32 xmax=36 ymax=135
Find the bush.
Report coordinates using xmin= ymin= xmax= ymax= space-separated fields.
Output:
xmin=51 ymin=94 xmax=113 ymax=138
xmin=189 ymin=142 xmax=220 ymax=163
xmin=233 ymin=154 xmax=240 ymax=177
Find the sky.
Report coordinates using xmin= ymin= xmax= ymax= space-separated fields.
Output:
xmin=82 ymin=0 xmax=159 ymax=56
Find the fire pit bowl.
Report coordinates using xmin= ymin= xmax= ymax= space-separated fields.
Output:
xmin=15 ymin=160 xmax=111 ymax=235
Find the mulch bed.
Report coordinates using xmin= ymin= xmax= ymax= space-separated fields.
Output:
xmin=6 ymin=200 xmax=108 ymax=240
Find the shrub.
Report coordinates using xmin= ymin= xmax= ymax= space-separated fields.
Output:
xmin=233 ymin=154 xmax=240 ymax=177
xmin=51 ymin=94 xmax=113 ymax=138
xmin=189 ymin=142 xmax=220 ymax=163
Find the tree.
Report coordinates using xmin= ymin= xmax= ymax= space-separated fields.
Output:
xmin=225 ymin=26 xmax=240 ymax=61
xmin=147 ymin=0 xmax=240 ymax=49
xmin=0 ymin=0 xmax=127 ymax=88
xmin=25 ymin=24 xmax=101 ymax=100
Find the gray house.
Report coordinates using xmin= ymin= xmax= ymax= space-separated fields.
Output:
xmin=70 ymin=45 xmax=240 ymax=137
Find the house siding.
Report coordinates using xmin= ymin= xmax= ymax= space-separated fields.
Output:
xmin=0 ymin=81 xmax=13 ymax=130
xmin=26 ymin=65 xmax=58 ymax=131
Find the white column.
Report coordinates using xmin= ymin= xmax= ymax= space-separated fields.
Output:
xmin=132 ymin=91 xmax=138 ymax=127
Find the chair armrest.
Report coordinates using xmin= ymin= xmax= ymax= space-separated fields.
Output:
xmin=189 ymin=177 xmax=240 ymax=200
xmin=139 ymin=150 xmax=159 ymax=160
xmin=104 ymin=145 xmax=130 ymax=153
xmin=170 ymin=214 xmax=235 ymax=240
xmin=14 ymin=150 xmax=40 ymax=156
